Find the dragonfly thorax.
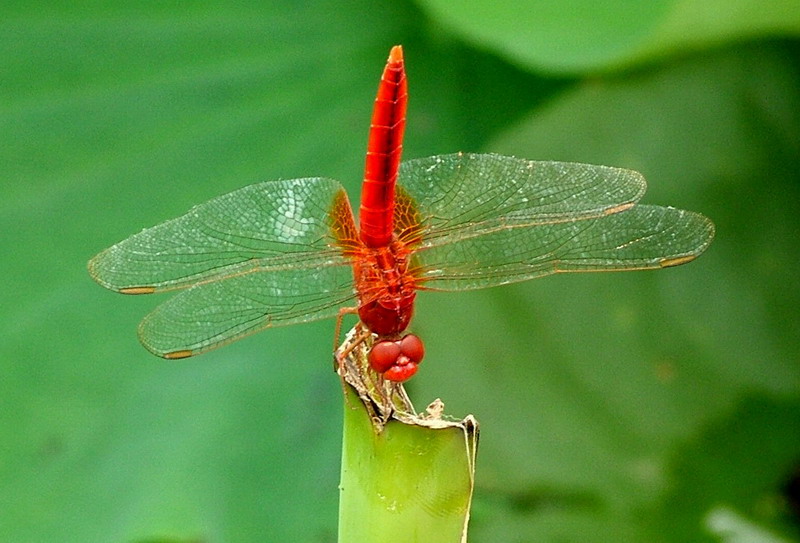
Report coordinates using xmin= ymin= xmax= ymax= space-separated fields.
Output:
xmin=353 ymin=241 xmax=417 ymax=336
xmin=357 ymin=294 xmax=415 ymax=336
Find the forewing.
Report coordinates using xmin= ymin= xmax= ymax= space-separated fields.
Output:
xmin=88 ymin=177 xmax=351 ymax=292
xmin=138 ymin=263 xmax=356 ymax=358
xmin=415 ymin=205 xmax=715 ymax=291
xmin=397 ymin=153 xmax=647 ymax=248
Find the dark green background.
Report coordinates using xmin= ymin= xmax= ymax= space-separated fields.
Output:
xmin=2 ymin=2 xmax=799 ymax=541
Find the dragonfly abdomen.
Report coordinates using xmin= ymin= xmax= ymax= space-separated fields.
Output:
xmin=359 ymin=45 xmax=408 ymax=249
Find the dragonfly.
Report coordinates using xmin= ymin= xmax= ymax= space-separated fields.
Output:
xmin=88 ymin=45 xmax=714 ymax=382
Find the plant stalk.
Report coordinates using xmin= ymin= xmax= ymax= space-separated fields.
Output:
xmin=336 ymin=326 xmax=479 ymax=543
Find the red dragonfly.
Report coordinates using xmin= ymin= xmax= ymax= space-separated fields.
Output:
xmin=88 ymin=46 xmax=714 ymax=381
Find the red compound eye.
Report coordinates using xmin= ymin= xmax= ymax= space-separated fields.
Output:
xmin=368 ymin=340 xmax=401 ymax=374
xmin=368 ymin=335 xmax=425 ymax=382
xmin=399 ymin=334 xmax=424 ymax=364
xmin=384 ymin=363 xmax=418 ymax=382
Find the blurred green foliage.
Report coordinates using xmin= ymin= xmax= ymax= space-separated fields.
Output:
xmin=1 ymin=1 xmax=798 ymax=542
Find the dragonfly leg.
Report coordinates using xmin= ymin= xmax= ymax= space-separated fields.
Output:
xmin=333 ymin=306 xmax=359 ymax=357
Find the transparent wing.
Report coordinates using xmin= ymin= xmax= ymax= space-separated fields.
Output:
xmin=396 ymin=153 xmax=712 ymax=290
xmin=138 ymin=264 xmax=355 ymax=358
xmin=88 ymin=177 xmax=360 ymax=357
xmin=88 ymin=177 xmax=351 ymax=292
xmin=414 ymin=205 xmax=715 ymax=290
xmin=396 ymin=153 xmax=647 ymax=248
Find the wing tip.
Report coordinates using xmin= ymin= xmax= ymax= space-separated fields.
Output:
xmin=120 ymin=286 xmax=157 ymax=295
xmin=163 ymin=349 xmax=194 ymax=360
xmin=88 ymin=251 xmax=158 ymax=295
xmin=658 ymin=254 xmax=697 ymax=268
xmin=603 ymin=202 xmax=636 ymax=216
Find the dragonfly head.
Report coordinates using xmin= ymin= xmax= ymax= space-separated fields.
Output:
xmin=368 ymin=334 xmax=424 ymax=382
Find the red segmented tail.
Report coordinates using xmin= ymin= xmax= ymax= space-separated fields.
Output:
xmin=359 ymin=45 xmax=408 ymax=248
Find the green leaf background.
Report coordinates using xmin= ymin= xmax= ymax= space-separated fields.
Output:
xmin=2 ymin=1 xmax=798 ymax=542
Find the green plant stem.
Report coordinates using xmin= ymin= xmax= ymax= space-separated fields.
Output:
xmin=336 ymin=327 xmax=479 ymax=543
